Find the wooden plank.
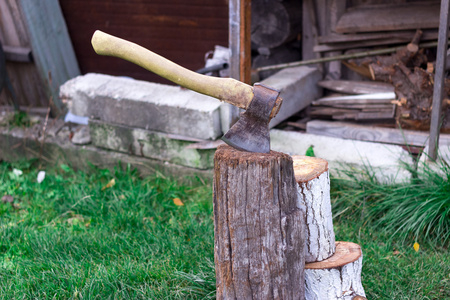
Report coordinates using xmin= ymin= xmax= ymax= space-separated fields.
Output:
xmin=19 ymin=0 xmax=81 ymax=114
xmin=429 ymin=0 xmax=450 ymax=160
xmin=313 ymin=92 xmax=396 ymax=106
xmin=239 ymin=0 xmax=251 ymax=84
xmin=318 ymin=30 xmax=439 ymax=44
xmin=336 ymin=2 xmax=440 ymax=33
xmin=318 ymin=80 xmax=394 ymax=94
xmin=2 ymin=45 xmax=32 ymax=62
xmin=307 ymin=120 xmax=450 ymax=147
xmin=314 ymin=38 xmax=422 ymax=53
xmin=0 ymin=0 xmax=48 ymax=108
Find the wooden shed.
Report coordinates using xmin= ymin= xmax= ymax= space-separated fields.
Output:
xmin=59 ymin=0 xmax=229 ymax=85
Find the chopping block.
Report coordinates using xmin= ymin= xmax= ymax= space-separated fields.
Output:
xmin=213 ymin=145 xmax=306 ymax=300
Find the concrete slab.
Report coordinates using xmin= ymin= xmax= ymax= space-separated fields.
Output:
xmin=418 ymin=140 xmax=450 ymax=178
xmin=0 ymin=119 xmax=212 ymax=182
xmin=262 ymin=66 xmax=322 ymax=128
xmin=60 ymin=73 xmax=223 ymax=140
xmin=270 ymin=129 xmax=413 ymax=183
xmin=89 ymin=120 xmax=215 ymax=169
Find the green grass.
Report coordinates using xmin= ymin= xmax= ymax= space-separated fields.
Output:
xmin=0 ymin=162 xmax=215 ymax=299
xmin=0 ymin=160 xmax=449 ymax=299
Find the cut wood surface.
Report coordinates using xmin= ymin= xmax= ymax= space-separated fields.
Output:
xmin=305 ymin=241 xmax=361 ymax=269
xmin=307 ymin=120 xmax=450 ymax=147
xmin=214 ymin=145 xmax=305 ymax=299
xmin=305 ymin=242 xmax=366 ymax=300
xmin=336 ymin=2 xmax=440 ymax=33
xmin=292 ymin=155 xmax=335 ymax=263
xmin=251 ymin=0 xmax=302 ymax=48
xmin=318 ymin=80 xmax=394 ymax=94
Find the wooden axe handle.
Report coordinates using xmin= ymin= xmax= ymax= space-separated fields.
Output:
xmin=92 ymin=30 xmax=269 ymax=112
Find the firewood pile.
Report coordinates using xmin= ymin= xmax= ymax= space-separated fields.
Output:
xmin=300 ymin=1 xmax=450 ymax=134
xmin=310 ymin=29 xmax=450 ymax=132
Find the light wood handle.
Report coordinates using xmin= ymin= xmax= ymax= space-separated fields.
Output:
xmin=91 ymin=30 xmax=253 ymax=109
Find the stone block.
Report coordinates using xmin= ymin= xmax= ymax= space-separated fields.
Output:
xmin=270 ymin=129 xmax=412 ymax=183
xmin=60 ymin=73 xmax=223 ymax=140
xmin=89 ymin=120 xmax=215 ymax=169
xmin=261 ymin=66 xmax=322 ymax=128
xmin=0 ymin=120 xmax=212 ymax=182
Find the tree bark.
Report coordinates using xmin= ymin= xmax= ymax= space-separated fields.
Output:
xmin=213 ymin=145 xmax=306 ymax=300
xmin=292 ymin=155 xmax=336 ymax=263
xmin=304 ymin=242 xmax=366 ymax=300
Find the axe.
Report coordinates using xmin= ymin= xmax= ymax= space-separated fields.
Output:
xmin=91 ymin=30 xmax=282 ymax=153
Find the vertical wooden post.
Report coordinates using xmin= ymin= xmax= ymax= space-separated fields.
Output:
xmin=429 ymin=0 xmax=450 ymax=160
xmin=223 ymin=0 xmax=252 ymax=133
xmin=213 ymin=145 xmax=306 ymax=300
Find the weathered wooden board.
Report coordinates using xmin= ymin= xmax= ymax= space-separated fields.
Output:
xmin=2 ymin=45 xmax=32 ymax=62
xmin=336 ymin=2 xmax=440 ymax=33
xmin=0 ymin=0 xmax=80 ymax=111
xmin=19 ymin=0 xmax=80 ymax=114
xmin=318 ymin=80 xmax=394 ymax=94
xmin=306 ymin=120 xmax=450 ymax=147
xmin=0 ymin=0 xmax=46 ymax=108
xmin=318 ymin=30 xmax=439 ymax=44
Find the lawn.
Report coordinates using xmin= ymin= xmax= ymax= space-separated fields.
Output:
xmin=0 ymin=160 xmax=449 ymax=299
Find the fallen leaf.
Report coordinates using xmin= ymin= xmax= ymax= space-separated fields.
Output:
xmin=1 ymin=195 xmax=14 ymax=203
xmin=173 ymin=198 xmax=184 ymax=206
xmin=413 ymin=242 xmax=420 ymax=252
xmin=101 ymin=178 xmax=116 ymax=191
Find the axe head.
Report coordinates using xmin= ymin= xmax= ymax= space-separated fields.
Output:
xmin=222 ymin=83 xmax=280 ymax=153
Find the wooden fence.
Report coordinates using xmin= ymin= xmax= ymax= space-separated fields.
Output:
xmin=0 ymin=0 xmax=80 ymax=115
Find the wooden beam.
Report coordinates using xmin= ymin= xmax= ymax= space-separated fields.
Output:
xmin=335 ymin=2 xmax=440 ymax=34
xmin=429 ymin=0 xmax=450 ymax=160
xmin=19 ymin=0 xmax=80 ymax=115
xmin=2 ymin=45 xmax=32 ymax=62
xmin=307 ymin=120 xmax=450 ymax=147
xmin=239 ymin=0 xmax=251 ymax=85
xmin=318 ymin=80 xmax=394 ymax=94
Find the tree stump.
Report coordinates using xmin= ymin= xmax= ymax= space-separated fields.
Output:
xmin=213 ymin=145 xmax=306 ymax=300
xmin=304 ymin=242 xmax=366 ymax=300
xmin=292 ymin=156 xmax=336 ymax=263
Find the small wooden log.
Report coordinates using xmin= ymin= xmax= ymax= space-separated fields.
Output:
xmin=214 ymin=145 xmax=306 ymax=300
xmin=292 ymin=156 xmax=335 ymax=263
xmin=251 ymin=0 xmax=302 ymax=49
xmin=304 ymin=242 xmax=366 ymax=300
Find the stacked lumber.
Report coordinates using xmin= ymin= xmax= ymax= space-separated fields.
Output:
xmin=299 ymin=0 xmax=450 ymax=132
xmin=310 ymin=81 xmax=396 ymax=121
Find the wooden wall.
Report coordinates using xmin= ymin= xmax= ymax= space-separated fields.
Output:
xmin=0 ymin=0 xmax=80 ymax=114
xmin=59 ymin=0 xmax=229 ymax=85
xmin=0 ymin=0 xmax=47 ymax=108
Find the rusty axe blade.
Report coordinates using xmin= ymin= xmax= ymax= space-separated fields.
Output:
xmin=222 ymin=83 xmax=280 ymax=153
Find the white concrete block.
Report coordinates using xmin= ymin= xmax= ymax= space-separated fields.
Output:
xmin=270 ymin=129 xmax=412 ymax=183
xmin=60 ymin=73 xmax=223 ymax=140
xmin=262 ymin=66 xmax=322 ymax=128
